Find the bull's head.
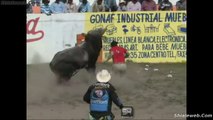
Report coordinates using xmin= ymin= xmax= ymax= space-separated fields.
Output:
xmin=83 ymin=25 xmax=110 ymax=52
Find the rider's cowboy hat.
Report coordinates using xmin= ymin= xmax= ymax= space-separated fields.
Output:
xmin=96 ymin=69 xmax=111 ymax=83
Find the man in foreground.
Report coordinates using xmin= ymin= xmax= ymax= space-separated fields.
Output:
xmin=83 ymin=69 xmax=124 ymax=120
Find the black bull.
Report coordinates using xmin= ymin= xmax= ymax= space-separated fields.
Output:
xmin=49 ymin=27 xmax=107 ymax=83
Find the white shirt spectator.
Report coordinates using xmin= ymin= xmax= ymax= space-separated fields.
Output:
xmin=117 ymin=0 xmax=127 ymax=11
xmin=126 ymin=0 xmax=141 ymax=11
xmin=92 ymin=0 xmax=105 ymax=12
xmin=65 ymin=0 xmax=78 ymax=13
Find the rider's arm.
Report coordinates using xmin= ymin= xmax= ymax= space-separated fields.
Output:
xmin=123 ymin=48 xmax=129 ymax=58
xmin=83 ymin=86 xmax=93 ymax=104
xmin=111 ymin=90 xmax=124 ymax=109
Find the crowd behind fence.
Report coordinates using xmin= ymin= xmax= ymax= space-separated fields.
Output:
xmin=27 ymin=0 xmax=186 ymax=15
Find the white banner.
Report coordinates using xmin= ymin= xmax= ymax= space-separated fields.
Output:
xmin=27 ymin=13 xmax=85 ymax=64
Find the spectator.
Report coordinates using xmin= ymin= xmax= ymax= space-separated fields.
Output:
xmin=104 ymin=0 xmax=118 ymax=12
xmin=126 ymin=0 xmax=141 ymax=11
xmin=141 ymin=0 xmax=157 ymax=11
xmin=32 ymin=0 xmax=41 ymax=13
xmin=117 ymin=0 xmax=127 ymax=11
xmin=159 ymin=0 xmax=173 ymax=11
xmin=65 ymin=0 xmax=78 ymax=12
xmin=50 ymin=0 xmax=66 ymax=13
xmin=176 ymin=0 xmax=186 ymax=10
xmin=34 ymin=0 xmax=41 ymax=6
xmin=27 ymin=1 xmax=33 ymax=13
xmin=91 ymin=0 xmax=105 ymax=12
xmin=77 ymin=0 xmax=83 ymax=8
xmin=83 ymin=69 xmax=124 ymax=120
xmin=41 ymin=0 xmax=52 ymax=15
xmin=78 ymin=0 xmax=91 ymax=12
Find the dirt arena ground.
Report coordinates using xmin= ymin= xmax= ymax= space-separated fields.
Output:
xmin=27 ymin=62 xmax=186 ymax=120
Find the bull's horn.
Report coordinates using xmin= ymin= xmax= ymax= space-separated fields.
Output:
xmin=101 ymin=25 xmax=110 ymax=35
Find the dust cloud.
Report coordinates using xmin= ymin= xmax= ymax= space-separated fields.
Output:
xmin=27 ymin=63 xmax=186 ymax=120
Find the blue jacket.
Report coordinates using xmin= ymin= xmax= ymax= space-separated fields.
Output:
xmin=78 ymin=2 xmax=91 ymax=12
xmin=83 ymin=82 xmax=123 ymax=119
xmin=50 ymin=1 xmax=66 ymax=13
xmin=41 ymin=4 xmax=51 ymax=14
xmin=104 ymin=0 xmax=118 ymax=11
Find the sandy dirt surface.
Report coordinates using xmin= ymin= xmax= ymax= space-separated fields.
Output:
xmin=27 ymin=63 xmax=186 ymax=120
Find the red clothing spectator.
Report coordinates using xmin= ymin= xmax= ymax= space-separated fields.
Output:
xmin=110 ymin=46 xmax=127 ymax=63
xmin=141 ymin=0 xmax=157 ymax=11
